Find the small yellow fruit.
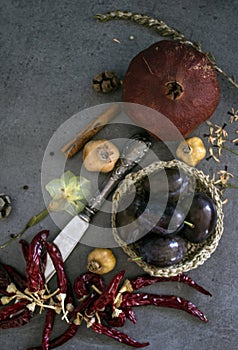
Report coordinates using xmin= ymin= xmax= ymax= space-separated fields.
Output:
xmin=87 ymin=248 xmax=116 ymax=275
xmin=176 ymin=137 xmax=206 ymax=167
xmin=83 ymin=139 xmax=120 ymax=173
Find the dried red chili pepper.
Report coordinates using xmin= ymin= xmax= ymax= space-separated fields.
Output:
xmin=121 ymin=292 xmax=208 ymax=322
xmin=65 ymin=280 xmax=74 ymax=307
xmin=74 ymin=272 xmax=105 ymax=299
xmin=2 ymin=264 xmax=26 ymax=291
xmin=45 ymin=241 xmax=70 ymax=324
xmin=28 ymin=294 xmax=96 ymax=350
xmin=19 ymin=239 xmax=29 ymax=262
xmin=0 ymin=289 xmax=12 ymax=299
xmin=128 ymin=273 xmax=211 ymax=296
xmin=0 ymin=299 xmax=29 ymax=322
xmin=89 ymin=270 xmax=125 ymax=314
xmin=20 ymin=238 xmax=47 ymax=279
xmin=46 ymin=323 xmax=79 ymax=350
xmin=27 ymin=323 xmax=79 ymax=350
xmin=0 ymin=309 xmax=33 ymax=329
xmin=42 ymin=309 xmax=56 ymax=350
xmin=72 ymin=292 xmax=97 ymax=318
xmin=0 ymin=263 xmax=11 ymax=291
xmin=40 ymin=252 xmax=47 ymax=276
xmin=45 ymin=242 xmax=67 ymax=294
xmin=121 ymin=306 xmax=137 ymax=324
xmin=90 ymin=321 xmax=150 ymax=348
xmin=99 ymin=308 xmax=126 ymax=327
xmin=175 ymin=274 xmax=212 ymax=296
xmin=26 ymin=230 xmax=49 ymax=292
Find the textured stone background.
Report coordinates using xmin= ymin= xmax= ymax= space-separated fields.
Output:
xmin=0 ymin=1 xmax=238 ymax=349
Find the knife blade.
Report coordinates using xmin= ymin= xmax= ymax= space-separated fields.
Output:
xmin=45 ymin=133 xmax=152 ymax=282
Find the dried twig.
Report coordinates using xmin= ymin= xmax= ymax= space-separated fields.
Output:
xmin=61 ymin=103 xmax=120 ymax=159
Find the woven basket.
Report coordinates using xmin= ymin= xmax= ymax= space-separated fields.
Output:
xmin=112 ymin=159 xmax=224 ymax=277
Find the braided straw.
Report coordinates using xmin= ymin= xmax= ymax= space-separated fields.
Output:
xmin=112 ymin=160 xmax=224 ymax=277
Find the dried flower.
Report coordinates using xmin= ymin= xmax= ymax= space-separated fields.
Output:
xmin=0 ymin=171 xmax=90 ymax=248
xmin=207 ymin=147 xmax=220 ymax=163
xmin=232 ymin=130 xmax=238 ymax=144
xmin=211 ymin=167 xmax=238 ymax=203
xmin=213 ymin=168 xmax=234 ymax=187
xmin=46 ymin=171 xmax=90 ymax=216
xmin=228 ymin=108 xmax=238 ymax=123
xmin=206 ymin=127 xmax=216 ymax=145
xmin=205 ymin=121 xmax=229 ymax=161
xmin=227 ymin=108 xmax=238 ymax=144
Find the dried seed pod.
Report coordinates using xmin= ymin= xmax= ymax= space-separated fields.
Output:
xmin=0 ymin=194 xmax=12 ymax=220
xmin=92 ymin=70 xmax=121 ymax=93
xmin=87 ymin=248 xmax=116 ymax=274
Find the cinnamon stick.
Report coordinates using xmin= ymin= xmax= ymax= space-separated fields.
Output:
xmin=61 ymin=103 xmax=120 ymax=159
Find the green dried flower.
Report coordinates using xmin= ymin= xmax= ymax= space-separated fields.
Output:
xmin=46 ymin=171 xmax=90 ymax=216
xmin=0 ymin=171 xmax=90 ymax=248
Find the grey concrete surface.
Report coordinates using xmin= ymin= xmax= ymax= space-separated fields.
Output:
xmin=0 ymin=0 xmax=238 ymax=349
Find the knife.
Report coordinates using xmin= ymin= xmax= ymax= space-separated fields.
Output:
xmin=45 ymin=133 xmax=152 ymax=282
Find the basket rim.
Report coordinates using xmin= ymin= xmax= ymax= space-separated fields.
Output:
xmin=111 ymin=159 xmax=224 ymax=277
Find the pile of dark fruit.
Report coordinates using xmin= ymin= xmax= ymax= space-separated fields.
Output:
xmin=116 ymin=167 xmax=217 ymax=268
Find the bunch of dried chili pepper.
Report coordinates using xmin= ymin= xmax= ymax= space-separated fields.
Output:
xmin=33 ymin=270 xmax=211 ymax=349
xmin=0 ymin=230 xmax=74 ymax=349
xmin=0 ymin=230 xmax=212 ymax=349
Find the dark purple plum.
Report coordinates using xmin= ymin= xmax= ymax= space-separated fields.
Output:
xmin=181 ymin=192 xmax=217 ymax=243
xmin=115 ymin=192 xmax=148 ymax=244
xmin=137 ymin=199 xmax=186 ymax=235
xmin=116 ymin=192 xmax=147 ymax=227
xmin=138 ymin=233 xmax=188 ymax=267
xmin=143 ymin=167 xmax=192 ymax=202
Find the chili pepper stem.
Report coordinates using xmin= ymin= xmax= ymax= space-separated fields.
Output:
xmin=6 ymin=282 xmax=18 ymax=294
xmin=58 ymin=293 xmax=70 ymax=323
xmin=114 ymin=293 xmax=123 ymax=308
xmin=91 ymin=285 xmax=103 ymax=295
xmin=118 ymin=279 xmax=134 ymax=294
xmin=95 ymin=312 xmax=101 ymax=324
xmin=16 ymin=292 xmax=33 ymax=302
xmin=114 ymin=280 xmax=134 ymax=307
xmin=85 ymin=316 xmax=96 ymax=328
xmin=26 ymin=302 xmax=37 ymax=313
xmin=61 ymin=310 xmax=69 ymax=321
xmin=39 ymin=304 xmax=58 ymax=311
xmin=1 ymin=294 xmax=18 ymax=305
xmin=112 ymin=308 xmax=123 ymax=318
xmin=74 ymin=313 xmax=83 ymax=325
xmin=42 ymin=288 xmax=60 ymax=300
xmin=6 ymin=283 xmax=33 ymax=303
xmin=3 ymin=283 xmax=62 ymax=313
